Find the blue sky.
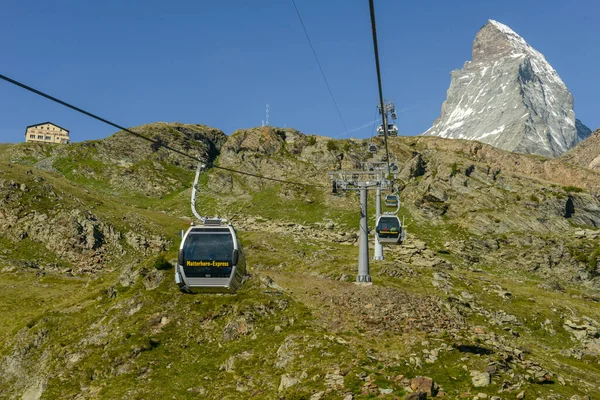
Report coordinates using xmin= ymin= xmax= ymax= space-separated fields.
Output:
xmin=0 ymin=0 xmax=598 ymax=143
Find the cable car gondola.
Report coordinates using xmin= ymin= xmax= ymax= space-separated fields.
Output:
xmin=377 ymin=124 xmax=399 ymax=137
xmin=385 ymin=194 xmax=399 ymax=207
xmin=174 ymin=161 xmax=246 ymax=293
xmin=176 ymin=219 xmax=246 ymax=293
xmin=368 ymin=143 xmax=377 ymax=153
xmin=375 ymin=215 xmax=404 ymax=245
xmin=388 ymin=124 xmax=398 ymax=137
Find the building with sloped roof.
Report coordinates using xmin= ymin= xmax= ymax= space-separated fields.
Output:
xmin=25 ymin=122 xmax=70 ymax=144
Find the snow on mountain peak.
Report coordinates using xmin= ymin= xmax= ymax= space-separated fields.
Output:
xmin=488 ymin=20 xmax=523 ymax=41
xmin=422 ymin=20 xmax=590 ymax=158
xmin=485 ymin=20 xmax=541 ymax=57
xmin=479 ymin=20 xmax=565 ymax=91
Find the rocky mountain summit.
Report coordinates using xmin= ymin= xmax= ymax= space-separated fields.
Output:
xmin=423 ymin=20 xmax=591 ymax=157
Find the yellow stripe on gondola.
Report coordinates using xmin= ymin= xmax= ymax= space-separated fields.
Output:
xmin=186 ymin=261 xmax=230 ymax=267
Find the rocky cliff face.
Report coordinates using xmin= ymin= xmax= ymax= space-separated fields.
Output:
xmin=577 ymin=120 xmax=593 ymax=141
xmin=423 ymin=20 xmax=590 ymax=157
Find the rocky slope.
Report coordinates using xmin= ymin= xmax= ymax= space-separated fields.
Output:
xmin=1 ymin=124 xmax=600 ymax=399
xmin=423 ymin=20 xmax=591 ymax=158
xmin=559 ymin=128 xmax=600 ymax=170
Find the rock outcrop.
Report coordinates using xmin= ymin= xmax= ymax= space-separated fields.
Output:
xmin=559 ymin=128 xmax=600 ymax=170
xmin=423 ymin=20 xmax=590 ymax=157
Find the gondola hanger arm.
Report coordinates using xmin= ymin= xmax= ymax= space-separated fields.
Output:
xmin=191 ymin=159 xmax=206 ymax=223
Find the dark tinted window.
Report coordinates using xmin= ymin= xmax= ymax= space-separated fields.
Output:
xmin=183 ymin=229 xmax=233 ymax=278
xmin=184 ymin=231 xmax=233 ymax=261
xmin=377 ymin=217 xmax=400 ymax=235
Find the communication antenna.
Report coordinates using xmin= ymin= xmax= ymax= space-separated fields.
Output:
xmin=265 ymin=104 xmax=270 ymax=126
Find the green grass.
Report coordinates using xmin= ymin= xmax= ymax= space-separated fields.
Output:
xmin=564 ymin=185 xmax=584 ymax=193
xmin=0 ymin=272 xmax=89 ymax=340
xmin=231 ymin=184 xmax=357 ymax=227
xmin=29 ymin=275 xmax=344 ymax=399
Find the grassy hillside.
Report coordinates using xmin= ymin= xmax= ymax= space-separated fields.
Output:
xmin=1 ymin=125 xmax=599 ymax=399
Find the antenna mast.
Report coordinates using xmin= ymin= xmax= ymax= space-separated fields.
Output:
xmin=266 ymin=104 xmax=270 ymax=126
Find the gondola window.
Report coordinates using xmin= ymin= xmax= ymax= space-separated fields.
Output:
xmin=183 ymin=229 xmax=233 ymax=278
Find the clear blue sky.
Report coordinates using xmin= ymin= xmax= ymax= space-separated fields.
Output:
xmin=0 ymin=0 xmax=598 ymax=143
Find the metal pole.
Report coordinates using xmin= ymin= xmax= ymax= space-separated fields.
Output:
xmin=357 ymin=183 xmax=372 ymax=284
xmin=191 ymin=161 xmax=206 ymax=223
xmin=374 ymin=186 xmax=384 ymax=261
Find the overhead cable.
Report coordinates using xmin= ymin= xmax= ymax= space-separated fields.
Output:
xmin=368 ymin=0 xmax=392 ymax=182
xmin=290 ymin=0 xmax=349 ymax=137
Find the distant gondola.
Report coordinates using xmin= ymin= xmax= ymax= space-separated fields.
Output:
xmin=385 ymin=194 xmax=399 ymax=207
xmin=368 ymin=143 xmax=377 ymax=153
xmin=377 ymin=124 xmax=399 ymax=137
xmin=375 ymin=215 xmax=404 ymax=245
xmin=175 ymin=218 xmax=246 ymax=293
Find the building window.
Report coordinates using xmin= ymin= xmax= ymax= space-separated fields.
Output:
xmin=45 ymin=136 xmax=51 ymax=140
xmin=30 ymin=135 xmax=35 ymax=139
xmin=37 ymin=135 xmax=43 ymax=139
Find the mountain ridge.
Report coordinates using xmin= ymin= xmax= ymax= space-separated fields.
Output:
xmin=559 ymin=128 xmax=600 ymax=169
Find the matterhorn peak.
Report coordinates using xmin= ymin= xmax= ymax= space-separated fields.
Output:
xmin=423 ymin=20 xmax=590 ymax=157
xmin=477 ymin=20 xmax=530 ymax=56
xmin=487 ymin=19 xmax=527 ymax=45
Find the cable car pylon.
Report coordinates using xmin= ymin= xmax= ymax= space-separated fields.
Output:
xmin=327 ymin=0 xmax=407 ymax=282
xmin=329 ymin=168 xmax=395 ymax=284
